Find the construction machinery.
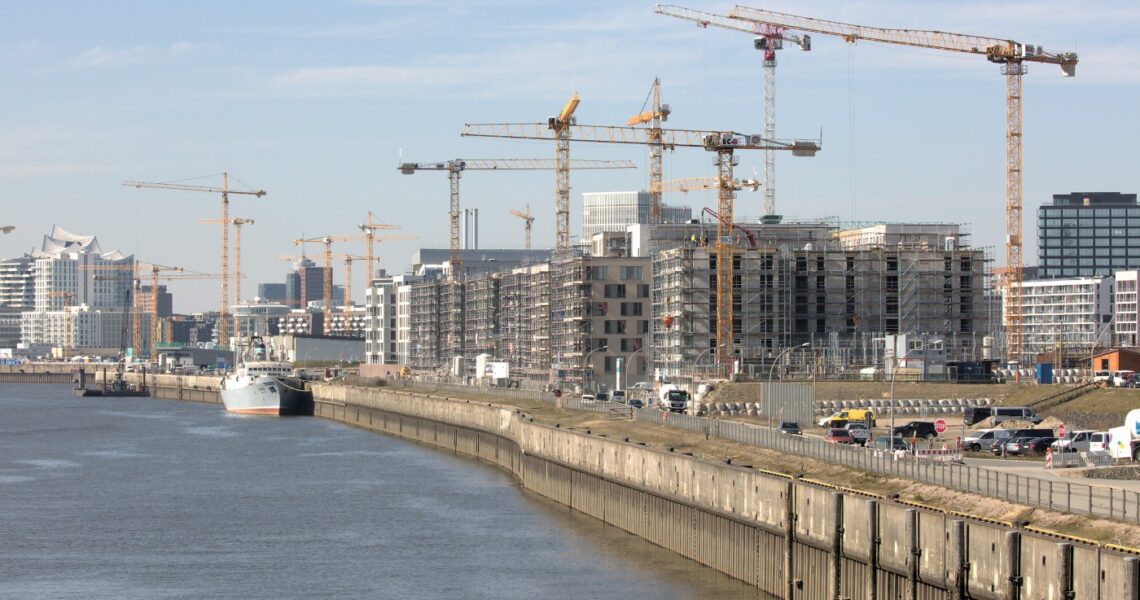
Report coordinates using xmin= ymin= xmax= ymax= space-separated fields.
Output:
xmin=509 ymin=206 xmax=535 ymax=250
xmin=463 ymin=110 xmax=820 ymax=376
xmin=626 ymin=78 xmax=672 ymax=224
xmin=201 ymin=217 xmax=254 ymax=342
xmin=333 ymin=254 xmax=374 ymax=308
xmin=123 ymin=173 xmax=267 ymax=351
xmin=650 ymin=176 xmax=760 ymax=194
xmin=399 ymin=156 xmax=633 ymax=362
xmin=294 ymin=233 xmax=417 ymax=316
xmin=655 ymin=6 xmax=810 ymax=219
xmin=356 ymin=212 xmax=401 ymax=286
xmin=397 ymin=158 xmax=635 ymax=277
xmin=724 ymin=5 xmax=1077 ymax=362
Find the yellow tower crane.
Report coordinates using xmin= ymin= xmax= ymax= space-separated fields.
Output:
xmin=148 ymin=270 xmax=222 ymax=358
xmin=463 ymin=115 xmax=819 ymax=376
xmin=724 ymin=5 xmax=1077 ymax=362
xmin=122 ymin=173 xmax=267 ymax=351
xmin=294 ymin=233 xmax=417 ymax=318
xmin=398 ymin=156 xmax=633 ymax=362
xmin=200 ymin=217 xmax=254 ymax=343
xmin=332 ymin=232 xmax=418 ymax=306
xmin=650 ymin=176 xmax=760 ymax=194
xmin=356 ymin=212 xmax=401 ymax=287
xmin=626 ymin=78 xmax=672 ymax=223
xmin=509 ymin=205 xmax=535 ymax=250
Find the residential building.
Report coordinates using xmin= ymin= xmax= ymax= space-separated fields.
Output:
xmin=0 ymin=257 xmax=33 ymax=309
xmin=1115 ymin=270 xmax=1138 ymax=347
xmin=1038 ymin=192 xmax=1140 ymax=278
xmin=1006 ymin=276 xmax=1114 ymax=360
xmin=364 ymin=275 xmax=398 ymax=365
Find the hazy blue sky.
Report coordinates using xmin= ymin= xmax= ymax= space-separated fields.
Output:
xmin=2 ymin=1 xmax=1137 ymax=311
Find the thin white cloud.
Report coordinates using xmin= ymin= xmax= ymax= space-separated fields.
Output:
xmin=67 ymin=42 xmax=206 ymax=68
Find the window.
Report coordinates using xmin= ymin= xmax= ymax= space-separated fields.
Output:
xmin=603 ymin=284 xmax=626 ymax=298
xmin=620 ymin=266 xmax=642 ymax=280
xmin=586 ymin=266 xmax=608 ymax=280
xmin=619 ymin=302 xmax=643 ymax=316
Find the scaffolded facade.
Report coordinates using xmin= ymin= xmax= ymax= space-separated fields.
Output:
xmin=408 ymin=280 xmax=442 ymax=370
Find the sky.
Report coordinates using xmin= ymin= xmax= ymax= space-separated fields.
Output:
xmin=2 ymin=0 xmax=1138 ymax=312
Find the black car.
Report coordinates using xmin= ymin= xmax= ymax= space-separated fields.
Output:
xmin=627 ymin=398 xmax=645 ymax=409
xmin=891 ymin=421 xmax=938 ymax=440
xmin=1024 ymin=436 xmax=1058 ymax=455
xmin=991 ymin=435 xmax=1045 ymax=456
xmin=777 ymin=421 xmax=802 ymax=435
xmin=595 ymin=392 xmax=609 ymax=402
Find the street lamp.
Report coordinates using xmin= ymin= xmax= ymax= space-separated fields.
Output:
xmin=624 ymin=346 xmax=644 ymax=390
xmin=767 ymin=342 xmax=810 ymax=427
xmin=888 ymin=338 xmax=943 ymax=434
xmin=582 ymin=344 xmax=608 ymax=393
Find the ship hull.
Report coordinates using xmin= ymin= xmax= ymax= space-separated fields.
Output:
xmin=220 ymin=374 xmax=313 ymax=416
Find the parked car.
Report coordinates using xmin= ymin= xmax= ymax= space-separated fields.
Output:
xmin=989 ymin=407 xmax=1043 ymax=426
xmin=963 ymin=405 xmax=993 ymax=426
xmin=1112 ymin=371 xmax=1135 ymax=387
xmin=991 ymin=435 xmax=1044 ymax=456
xmin=872 ymin=436 xmax=912 ymax=452
xmin=1024 ymin=437 xmax=1058 ymax=455
xmin=594 ymin=392 xmax=609 ymax=402
xmin=845 ymin=422 xmax=871 ymax=446
xmin=610 ymin=390 xmax=626 ymax=403
xmin=1089 ymin=431 xmax=1109 ymax=453
xmin=627 ymin=398 xmax=645 ymax=409
xmin=1092 ymin=370 xmax=1111 ymax=384
xmin=891 ymin=421 xmax=938 ymax=440
xmin=825 ymin=428 xmax=855 ymax=444
xmin=962 ymin=428 xmax=1014 ymax=452
xmin=778 ymin=421 xmax=802 ymax=435
xmin=629 ymin=382 xmax=652 ymax=390
xmin=580 ymin=394 xmax=596 ymax=403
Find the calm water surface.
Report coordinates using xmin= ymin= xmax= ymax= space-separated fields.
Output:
xmin=0 ymin=385 xmax=771 ymax=599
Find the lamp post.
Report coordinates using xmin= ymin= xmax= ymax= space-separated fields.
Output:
xmin=624 ymin=346 xmax=644 ymax=390
xmin=888 ymin=338 xmax=942 ymax=434
xmin=767 ymin=342 xmax=810 ymax=427
xmin=582 ymin=344 xmax=608 ymax=393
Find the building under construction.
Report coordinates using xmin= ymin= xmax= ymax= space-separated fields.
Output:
xmin=652 ymin=223 xmax=990 ymax=383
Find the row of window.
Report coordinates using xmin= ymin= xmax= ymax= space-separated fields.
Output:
xmin=1039 ymin=207 xmax=1140 ymax=217
xmin=585 ymin=265 xmax=645 ymax=281
xmin=1042 ymin=227 xmax=1140 ymax=237
xmin=1041 ymin=239 xmax=1140 ymax=250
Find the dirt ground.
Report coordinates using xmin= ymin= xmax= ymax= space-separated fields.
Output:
xmin=383 ymin=381 xmax=1140 ymax=548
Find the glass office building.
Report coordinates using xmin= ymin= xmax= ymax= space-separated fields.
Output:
xmin=581 ymin=191 xmax=691 ymax=241
xmin=1038 ymin=192 xmax=1140 ymax=278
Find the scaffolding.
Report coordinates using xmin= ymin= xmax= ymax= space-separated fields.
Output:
xmin=408 ymin=281 xmax=441 ymax=370
xmin=462 ymin=273 xmax=500 ymax=362
xmin=499 ymin=263 xmax=551 ymax=382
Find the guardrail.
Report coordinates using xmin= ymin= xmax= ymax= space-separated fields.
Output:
xmin=396 ymin=380 xmax=1139 ymax=524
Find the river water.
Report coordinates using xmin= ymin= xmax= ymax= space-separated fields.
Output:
xmin=0 ymin=385 xmax=771 ymax=599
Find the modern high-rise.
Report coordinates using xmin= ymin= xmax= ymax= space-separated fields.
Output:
xmin=0 ymin=257 xmax=34 ymax=309
xmin=1006 ymin=276 xmax=1114 ymax=360
xmin=1038 ymin=192 xmax=1140 ymax=278
xmin=581 ymin=191 xmax=691 ymax=241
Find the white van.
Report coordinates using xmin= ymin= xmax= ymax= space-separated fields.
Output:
xmin=1112 ymin=370 xmax=1135 ymax=387
xmin=1089 ymin=431 xmax=1110 ymax=454
xmin=1052 ymin=430 xmax=1095 ymax=453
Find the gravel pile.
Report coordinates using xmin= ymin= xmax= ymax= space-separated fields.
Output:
xmin=1079 ymin=465 xmax=1140 ymax=480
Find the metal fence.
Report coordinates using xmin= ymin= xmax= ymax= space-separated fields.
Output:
xmin=393 ymin=381 xmax=1139 ymax=524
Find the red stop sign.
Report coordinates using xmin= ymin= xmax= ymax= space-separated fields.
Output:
xmin=1058 ymin=422 xmax=1066 ymax=437
xmin=935 ymin=419 xmax=947 ymax=434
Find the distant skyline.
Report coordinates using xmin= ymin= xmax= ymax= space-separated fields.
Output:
xmin=3 ymin=1 xmax=1138 ymax=312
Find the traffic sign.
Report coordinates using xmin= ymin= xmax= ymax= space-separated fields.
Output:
xmin=934 ymin=419 xmax=947 ymax=434
xmin=1057 ymin=422 xmax=1066 ymax=437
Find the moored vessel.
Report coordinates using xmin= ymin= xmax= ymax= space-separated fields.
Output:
xmin=220 ymin=339 xmax=312 ymax=416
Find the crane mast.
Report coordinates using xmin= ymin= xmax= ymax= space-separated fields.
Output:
xmin=726 ymin=4 xmax=1077 ymax=362
xmin=122 ymin=173 xmax=266 ymax=351
xmin=655 ymin=6 xmax=809 ymax=219
xmin=464 ymin=116 xmax=820 ymax=376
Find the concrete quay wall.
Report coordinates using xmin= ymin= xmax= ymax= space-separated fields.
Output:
xmin=135 ymin=379 xmax=1140 ymax=599
xmin=309 ymin=384 xmax=1140 ymax=600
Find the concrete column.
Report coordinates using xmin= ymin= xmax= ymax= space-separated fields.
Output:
xmin=785 ymin=480 xmax=797 ymax=599
xmin=868 ymin=500 xmax=879 ymax=600
xmin=1125 ymin=557 xmax=1139 ymax=600
xmin=1058 ymin=543 xmax=1073 ymax=600
xmin=950 ymin=519 xmax=966 ymax=600
xmin=831 ymin=492 xmax=844 ymax=600
xmin=906 ymin=508 xmax=918 ymax=600
xmin=1007 ymin=531 xmax=1022 ymax=600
